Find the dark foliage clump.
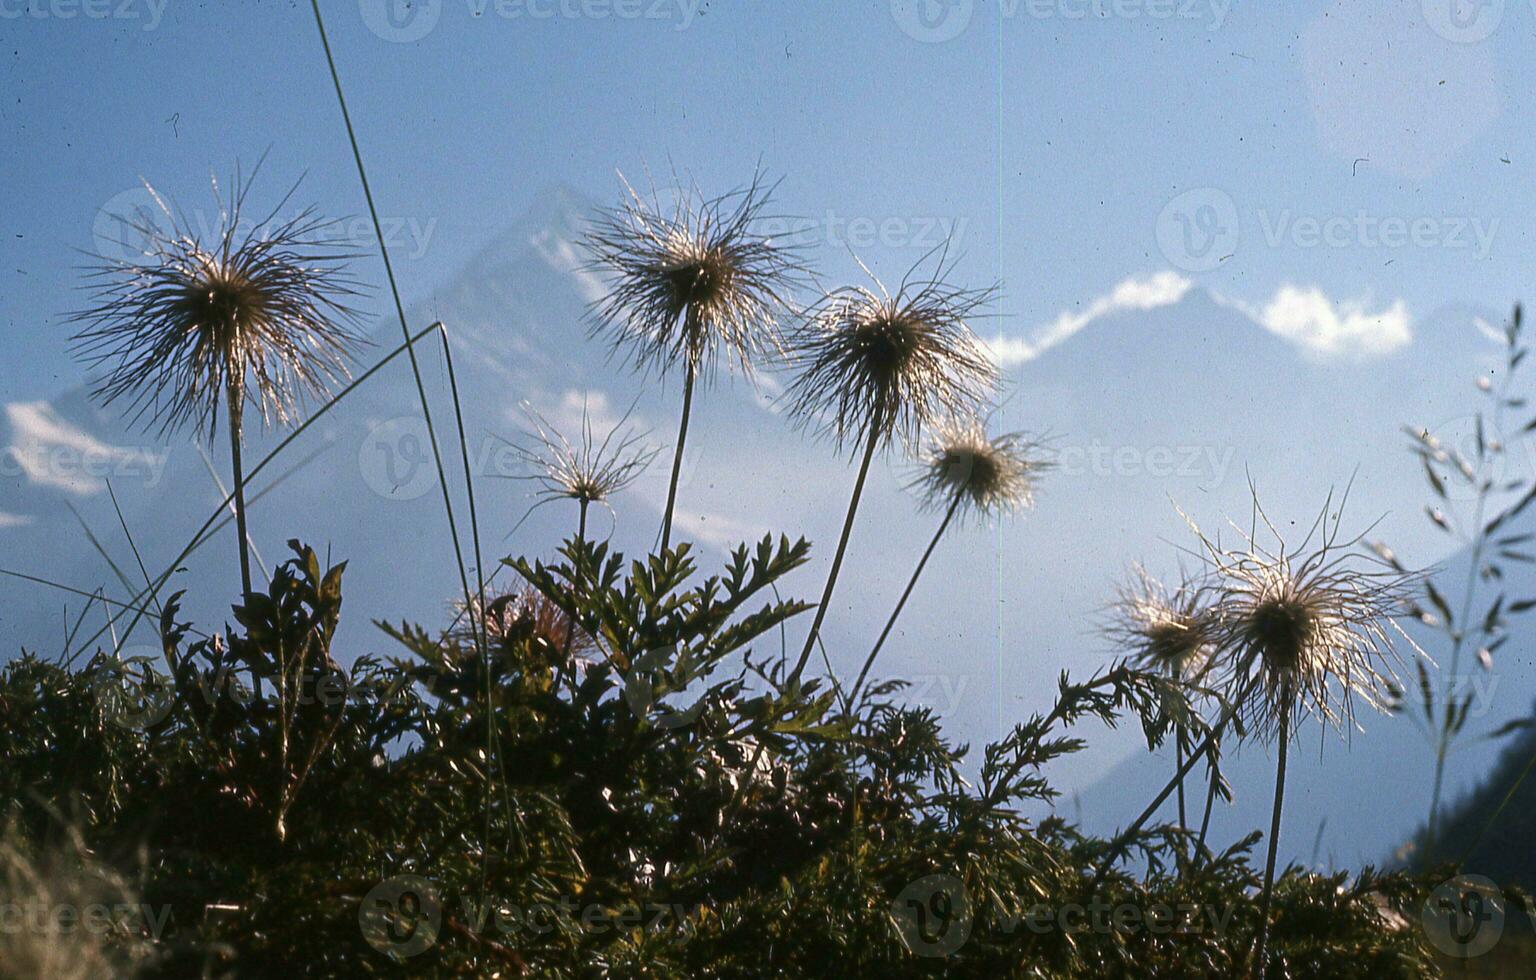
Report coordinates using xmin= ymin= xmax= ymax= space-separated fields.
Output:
xmin=0 ymin=535 xmax=1449 ymax=977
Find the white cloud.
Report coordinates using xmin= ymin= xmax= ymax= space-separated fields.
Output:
xmin=0 ymin=511 xmax=33 ymax=529
xmin=987 ymin=271 xmax=1193 ymax=366
xmin=672 ymin=510 xmax=771 ymax=551
xmin=3 ymin=402 xmax=168 ymax=496
xmin=1221 ymin=286 xmax=1411 ymax=359
xmin=990 ymin=272 xmax=1412 ymax=367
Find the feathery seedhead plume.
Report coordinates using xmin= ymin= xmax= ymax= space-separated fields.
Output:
xmin=912 ymin=417 xmax=1049 ymax=522
xmin=1187 ymin=489 xmax=1419 ymax=740
xmin=1107 ymin=566 xmax=1216 ymax=684
xmin=69 ymin=164 xmax=366 ymax=439
xmin=454 ymin=587 xmax=595 ymax=666
xmin=503 ymin=399 xmax=659 ymax=511
xmin=785 ymin=251 xmax=998 ymax=452
xmin=584 ymin=171 xmax=804 ymax=382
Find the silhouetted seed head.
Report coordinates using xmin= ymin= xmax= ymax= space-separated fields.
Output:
xmin=1108 ymin=567 xmax=1215 ymax=684
xmin=69 ymin=167 xmax=366 ymax=439
xmin=785 ymin=256 xmax=998 ymax=453
xmin=584 ymin=172 xmax=804 ymax=382
xmin=1188 ymin=492 xmax=1419 ymax=739
xmin=912 ymin=417 xmax=1049 ymax=522
xmin=455 ymin=587 xmax=595 ymax=666
xmin=504 ymin=400 xmax=659 ymax=510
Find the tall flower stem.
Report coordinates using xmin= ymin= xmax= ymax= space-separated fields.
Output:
xmin=790 ymin=420 xmax=883 ymax=683
xmin=1253 ymin=695 xmax=1293 ymax=980
xmin=850 ymin=487 xmax=963 ymax=702
xmin=554 ymin=499 xmax=591 ymax=697
xmin=1175 ymin=734 xmax=1188 ymax=831
xmin=1195 ymin=746 xmax=1220 ymax=863
xmin=659 ymin=357 xmax=696 ymax=554
xmin=225 ymin=384 xmax=253 ymax=599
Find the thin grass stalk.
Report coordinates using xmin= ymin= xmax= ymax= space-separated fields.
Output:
xmin=1195 ymin=746 xmax=1219 ymax=864
xmin=436 ymin=326 xmax=500 ymax=889
xmin=226 ymin=384 xmax=254 ymax=598
xmin=1253 ymin=693 xmax=1292 ymax=980
xmin=659 ymin=356 xmax=696 ymax=553
xmin=0 ymin=570 xmax=211 ymax=642
xmin=1426 ymin=335 xmax=1518 ymax=855
xmin=308 ymin=2 xmax=473 ymax=609
xmin=850 ymin=485 xmax=963 ymax=702
xmin=1426 ymin=488 xmax=1489 ymax=854
xmin=790 ymin=418 xmax=883 ymax=683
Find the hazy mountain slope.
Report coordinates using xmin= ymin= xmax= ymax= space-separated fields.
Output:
xmin=0 ymin=189 xmax=1514 ymax=872
xmin=1069 ymin=508 xmax=1536 ymax=871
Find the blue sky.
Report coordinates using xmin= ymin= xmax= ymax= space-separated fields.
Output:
xmin=6 ymin=2 xmax=1536 ymax=857
xmin=3 ymin=0 xmax=1532 ymax=402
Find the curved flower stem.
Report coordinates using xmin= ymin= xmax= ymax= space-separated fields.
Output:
xmin=225 ymin=384 xmax=253 ymax=599
xmin=659 ymin=360 xmax=696 ymax=554
xmin=850 ymin=488 xmax=963 ymax=703
xmin=1093 ymin=669 xmax=1259 ymax=887
xmin=790 ymin=421 xmax=884 ymax=684
xmin=1253 ymin=699 xmax=1292 ymax=980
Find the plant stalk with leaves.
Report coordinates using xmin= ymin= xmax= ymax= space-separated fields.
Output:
xmin=1400 ymin=305 xmax=1536 ymax=857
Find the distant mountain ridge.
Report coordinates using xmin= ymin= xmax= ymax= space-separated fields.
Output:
xmin=0 ymin=186 xmax=1518 ymax=868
